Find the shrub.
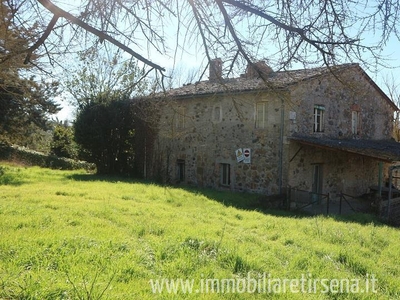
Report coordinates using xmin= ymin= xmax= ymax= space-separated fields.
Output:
xmin=74 ymin=100 xmax=135 ymax=175
xmin=0 ymin=143 xmax=95 ymax=171
xmin=0 ymin=165 xmax=21 ymax=185
xmin=50 ymin=125 xmax=78 ymax=159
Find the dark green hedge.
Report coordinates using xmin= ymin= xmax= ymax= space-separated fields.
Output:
xmin=0 ymin=143 xmax=95 ymax=172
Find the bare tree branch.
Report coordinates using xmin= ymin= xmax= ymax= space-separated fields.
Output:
xmin=215 ymin=0 xmax=254 ymax=66
xmin=24 ymin=14 xmax=59 ymax=64
xmin=36 ymin=0 xmax=165 ymax=72
xmin=3 ymin=0 xmax=400 ymax=86
xmin=188 ymin=0 xmax=213 ymax=63
xmin=221 ymin=0 xmax=358 ymax=57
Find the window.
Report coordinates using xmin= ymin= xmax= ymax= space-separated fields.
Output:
xmin=176 ymin=107 xmax=185 ymax=129
xmin=351 ymin=110 xmax=361 ymax=135
xmin=212 ymin=105 xmax=222 ymax=122
xmin=177 ymin=159 xmax=185 ymax=182
xmin=256 ymin=102 xmax=267 ymax=129
xmin=220 ymin=163 xmax=231 ymax=186
xmin=313 ymin=105 xmax=325 ymax=132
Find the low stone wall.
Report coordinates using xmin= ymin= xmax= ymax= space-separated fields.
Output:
xmin=0 ymin=143 xmax=95 ymax=171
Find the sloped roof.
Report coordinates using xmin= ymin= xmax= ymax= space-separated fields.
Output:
xmin=162 ymin=64 xmax=354 ymax=97
xmin=290 ymin=135 xmax=400 ymax=162
xmin=155 ymin=63 xmax=398 ymax=110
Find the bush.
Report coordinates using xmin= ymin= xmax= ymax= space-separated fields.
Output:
xmin=50 ymin=125 xmax=78 ymax=159
xmin=0 ymin=143 xmax=95 ymax=172
xmin=0 ymin=165 xmax=21 ymax=185
xmin=74 ymin=100 xmax=135 ymax=175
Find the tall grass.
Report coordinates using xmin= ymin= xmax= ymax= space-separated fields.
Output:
xmin=0 ymin=163 xmax=399 ymax=299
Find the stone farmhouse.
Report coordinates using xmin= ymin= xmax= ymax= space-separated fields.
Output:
xmin=144 ymin=60 xmax=400 ymax=199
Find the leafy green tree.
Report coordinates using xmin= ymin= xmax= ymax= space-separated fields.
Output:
xmin=0 ymin=79 xmax=60 ymax=143
xmin=19 ymin=124 xmax=53 ymax=154
xmin=50 ymin=124 xmax=78 ymax=159
xmin=74 ymin=98 xmax=136 ymax=175
xmin=0 ymin=1 xmax=60 ymax=145
xmin=65 ymin=48 xmax=150 ymax=111
xmin=65 ymin=47 xmax=151 ymax=175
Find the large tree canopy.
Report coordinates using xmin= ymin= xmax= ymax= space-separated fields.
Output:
xmin=0 ymin=0 xmax=60 ymax=144
xmin=74 ymin=98 xmax=137 ymax=175
xmin=3 ymin=0 xmax=400 ymax=84
xmin=64 ymin=47 xmax=150 ymax=111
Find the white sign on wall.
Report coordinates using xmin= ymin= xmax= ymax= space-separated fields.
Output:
xmin=235 ymin=148 xmax=244 ymax=162
xmin=243 ymin=148 xmax=251 ymax=164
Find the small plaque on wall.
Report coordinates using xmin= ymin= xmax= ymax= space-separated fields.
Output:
xmin=243 ymin=148 xmax=251 ymax=164
xmin=235 ymin=148 xmax=244 ymax=162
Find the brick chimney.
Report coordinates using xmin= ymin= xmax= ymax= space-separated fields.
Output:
xmin=209 ymin=58 xmax=222 ymax=81
xmin=245 ymin=61 xmax=273 ymax=78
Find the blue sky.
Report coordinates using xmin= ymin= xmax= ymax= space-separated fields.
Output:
xmin=55 ymin=44 xmax=400 ymax=122
xmin=53 ymin=2 xmax=400 ymax=121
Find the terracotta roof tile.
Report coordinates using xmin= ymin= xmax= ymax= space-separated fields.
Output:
xmin=159 ymin=64 xmax=358 ymax=98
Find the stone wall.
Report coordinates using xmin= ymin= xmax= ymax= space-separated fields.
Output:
xmin=152 ymin=90 xmax=291 ymax=194
xmin=289 ymin=69 xmax=395 ymax=140
xmin=150 ymin=67 xmax=396 ymax=195
xmin=288 ymin=143 xmax=383 ymax=199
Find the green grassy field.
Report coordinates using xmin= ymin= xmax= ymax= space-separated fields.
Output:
xmin=0 ymin=163 xmax=399 ymax=299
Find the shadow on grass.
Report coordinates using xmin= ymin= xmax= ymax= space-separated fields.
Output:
xmin=0 ymin=179 xmax=26 ymax=186
xmin=66 ymin=173 xmax=389 ymax=227
xmin=179 ymin=186 xmax=389 ymax=227
xmin=66 ymin=173 xmax=140 ymax=183
xmin=0 ymin=166 xmax=26 ymax=186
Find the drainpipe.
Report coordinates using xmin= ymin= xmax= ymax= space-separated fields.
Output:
xmin=378 ymin=162 xmax=383 ymax=197
xmin=387 ymin=165 xmax=400 ymax=219
xmin=144 ymin=136 xmax=147 ymax=179
xmin=388 ymin=168 xmax=393 ymax=219
xmin=278 ymin=98 xmax=285 ymax=194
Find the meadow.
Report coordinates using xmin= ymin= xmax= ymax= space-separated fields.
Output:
xmin=0 ymin=162 xmax=399 ymax=299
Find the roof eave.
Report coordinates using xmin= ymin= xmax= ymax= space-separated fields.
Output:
xmin=290 ymin=136 xmax=400 ymax=163
xmin=354 ymin=65 xmax=399 ymax=111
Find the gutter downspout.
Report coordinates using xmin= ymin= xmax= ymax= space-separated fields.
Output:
xmin=387 ymin=165 xmax=400 ymax=219
xmin=278 ymin=98 xmax=285 ymax=194
xmin=144 ymin=136 xmax=147 ymax=179
xmin=378 ymin=162 xmax=383 ymax=198
xmin=388 ymin=168 xmax=393 ymax=219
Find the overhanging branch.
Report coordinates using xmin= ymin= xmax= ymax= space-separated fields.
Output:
xmin=215 ymin=0 xmax=253 ymax=66
xmin=221 ymin=0 xmax=358 ymax=56
xmin=36 ymin=0 xmax=165 ymax=72
xmin=188 ymin=0 xmax=212 ymax=63
xmin=24 ymin=14 xmax=59 ymax=64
